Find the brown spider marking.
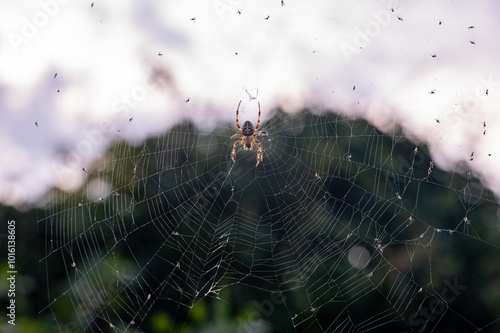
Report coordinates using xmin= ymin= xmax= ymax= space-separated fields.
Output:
xmin=231 ymin=101 xmax=268 ymax=166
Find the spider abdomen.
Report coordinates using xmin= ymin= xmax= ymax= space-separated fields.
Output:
xmin=242 ymin=121 xmax=255 ymax=137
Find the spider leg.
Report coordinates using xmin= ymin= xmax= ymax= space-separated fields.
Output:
xmin=235 ymin=100 xmax=242 ymax=131
xmin=255 ymin=102 xmax=261 ymax=130
xmin=231 ymin=140 xmax=244 ymax=162
xmin=253 ymin=139 xmax=263 ymax=166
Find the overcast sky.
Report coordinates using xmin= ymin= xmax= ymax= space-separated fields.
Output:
xmin=1 ymin=0 xmax=499 ymax=208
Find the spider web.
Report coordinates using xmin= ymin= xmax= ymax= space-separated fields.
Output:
xmin=26 ymin=1 xmax=500 ymax=332
xmin=37 ymin=109 xmax=500 ymax=332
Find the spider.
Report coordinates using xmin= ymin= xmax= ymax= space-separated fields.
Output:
xmin=231 ymin=100 xmax=268 ymax=166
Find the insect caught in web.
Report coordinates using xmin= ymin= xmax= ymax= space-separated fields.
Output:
xmin=231 ymin=101 xmax=268 ymax=166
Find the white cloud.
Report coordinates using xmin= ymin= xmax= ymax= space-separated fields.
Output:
xmin=1 ymin=0 xmax=499 ymax=206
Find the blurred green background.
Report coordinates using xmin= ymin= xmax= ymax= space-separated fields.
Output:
xmin=1 ymin=109 xmax=499 ymax=332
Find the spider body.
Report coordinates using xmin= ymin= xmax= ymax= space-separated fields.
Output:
xmin=241 ymin=121 xmax=255 ymax=143
xmin=231 ymin=101 xmax=268 ymax=166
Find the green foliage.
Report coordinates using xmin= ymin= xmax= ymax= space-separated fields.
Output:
xmin=1 ymin=109 xmax=499 ymax=332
